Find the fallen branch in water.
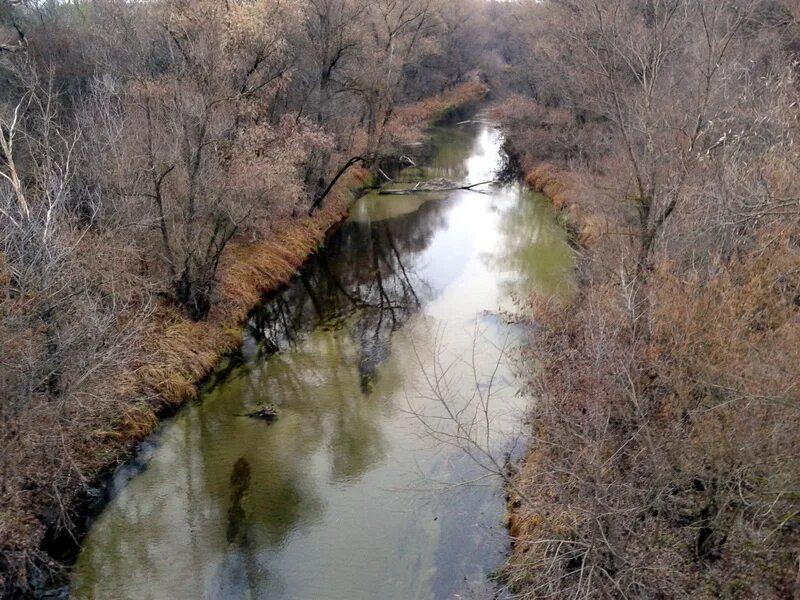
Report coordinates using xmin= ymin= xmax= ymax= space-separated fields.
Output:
xmin=456 ymin=119 xmax=495 ymax=126
xmin=378 ymin=178 xmax=496 ymax=195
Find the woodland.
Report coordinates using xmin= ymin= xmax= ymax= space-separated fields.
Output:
xmin=1 ymin=0 xmax=799 ymax=598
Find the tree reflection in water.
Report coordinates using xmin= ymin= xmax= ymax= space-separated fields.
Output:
xmin=249 ymin=194 xmax=448 ymax=394
xmin=215 ymin=458 xmax=263 ymax=598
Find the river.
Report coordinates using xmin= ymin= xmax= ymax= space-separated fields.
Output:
xmin=70 ymin=120 xmax=574 ymax=600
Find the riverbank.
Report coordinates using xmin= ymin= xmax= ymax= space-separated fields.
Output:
xmin=0 ymin=82 xmax=488 ymax=599
xmin=494 ymin=101 xmax=800 ymax=597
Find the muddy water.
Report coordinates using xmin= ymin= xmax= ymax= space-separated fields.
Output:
xmin=71 ymin=122 xmax=574 ymax=600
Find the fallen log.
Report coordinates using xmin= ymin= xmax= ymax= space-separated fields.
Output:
xmin=309 ymin=156 xmax=369 ymax=214
xmin=238 ymin=404 xmax=280 ymax=422
xmin=378 ymin=178 xmax=495 ymax=195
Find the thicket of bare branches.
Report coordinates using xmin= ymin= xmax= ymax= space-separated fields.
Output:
xmin=490 ymin=1 xmax=800 ymax=597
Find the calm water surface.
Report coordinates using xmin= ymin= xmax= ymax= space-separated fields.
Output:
xmin=71 ymin=122 xmax=574 ymax=600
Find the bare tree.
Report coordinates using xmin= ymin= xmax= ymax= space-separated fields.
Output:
xmin=1 ymin=71 xmax=152 ymax=418
xmin=546 ymin=0 xmax=758 ymax=271
xmin=489 ymin=2 xmax=800 ymax=597
xmin=353 ymin=0 xmax=437 ymax=156
xmin=407 ymin=324 xmax=533 ymax=505
xmin=81 ymin=0 xmax=331 ymax=319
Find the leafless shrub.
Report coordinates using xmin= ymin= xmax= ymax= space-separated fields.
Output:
xmin=494 ymin=1 xmax=800 ymax=597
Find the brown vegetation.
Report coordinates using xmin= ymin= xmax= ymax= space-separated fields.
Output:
xmin=0 ymin=158 xmax=363 ymax=598
xmin=3 ymin=0 xmax=798 ymax=596
xmin=0 ymin=0 xmax=492 ymax=592
xmin=494 ymin=1 xmax=800 ymax=598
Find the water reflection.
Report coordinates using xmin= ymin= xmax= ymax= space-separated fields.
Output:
xmin=71 ymin=122 xmax=575 ymax=600
xmin=249 ymin=185 xmax=452 ymax=395
xmin=490 ymin=183 xmax=577 ymax=303
xmin=216 ymin=458 xmax=262 ymax=598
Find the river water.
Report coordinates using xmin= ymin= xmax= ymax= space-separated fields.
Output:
xmin=70 ymin=121 xmax=574 ymax=600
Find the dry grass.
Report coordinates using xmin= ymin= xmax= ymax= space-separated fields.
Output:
xmin=383 ymin=80 xmax=489 ymax=148
xmin=139 ymin=167 xmax=365 ymax=409
xmin=521 ymin=163 xmax=609 ymax=247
